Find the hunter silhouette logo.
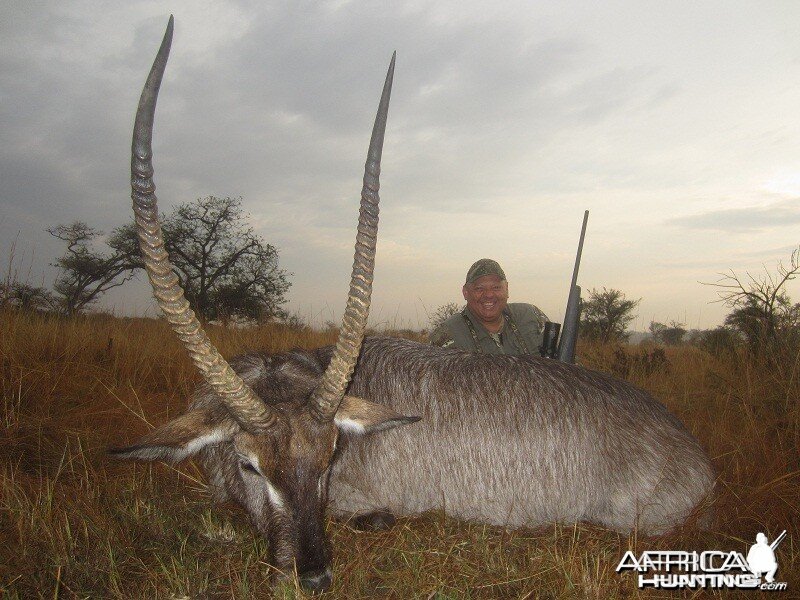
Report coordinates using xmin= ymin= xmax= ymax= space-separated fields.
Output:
xmin=747 ymin=530 xmax=785 ymax=584
xmin=616 ymin=530 xmax=788 ymax=591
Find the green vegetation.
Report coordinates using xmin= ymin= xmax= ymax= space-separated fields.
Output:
xmin=12 ymin=196 xmax=291 ymax=321
xmin=579 ymin=288 xmax=640 ymax=344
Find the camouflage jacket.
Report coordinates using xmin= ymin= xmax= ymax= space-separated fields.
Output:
xmin=429 ymin=303 xmax=548 ymax=355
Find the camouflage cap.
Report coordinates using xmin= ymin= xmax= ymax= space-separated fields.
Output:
xmin=465 ymin=258 xmax=506 ymax=284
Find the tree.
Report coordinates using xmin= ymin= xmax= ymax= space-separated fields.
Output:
xmin=691 ymin=325 xmax=739 ymax=356
xmin=649 ymin=320 xmax=687 ymax=346
xmin=705 ymin=247 xmax=800 ymax=353
xmin=428 ymin=302 xmax=462 ymax=331
xmin=160 ymin=196 xmax=290 ymax=322
xmin=48 ymin=196 xmax=290 ymax=320
xmin=0 ymin=282 xmax=57 ymax=312
xmin=648 ymin=321 xmax=666 ymax=343
xmin=48 ymin=222 xmax=141 ymax=315
xmin=580 ymin=287 xmax=640 ymax=343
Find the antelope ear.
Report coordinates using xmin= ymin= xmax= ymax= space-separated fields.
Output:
xmin=108 ymin=407 xmax=237 ymax=463
xmin=334 ymin=395 xmax=421 ymax=435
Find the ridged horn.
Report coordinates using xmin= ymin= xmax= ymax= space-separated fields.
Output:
xmin=131 ymin=16 xmax=276 ymax=433
xmin=310 ymin=53 xmax=395 ymax=422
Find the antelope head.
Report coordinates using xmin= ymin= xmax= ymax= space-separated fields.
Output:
xmin=110 ymin=16 xmax=417 ymax=593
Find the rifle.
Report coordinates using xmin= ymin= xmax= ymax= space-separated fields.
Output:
xmin=539 ymin=210 xmax=588 ymax=364
xmin=770 ymin=530 xmax=787 ymax=552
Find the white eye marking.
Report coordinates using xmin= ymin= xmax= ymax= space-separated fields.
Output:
xmin=235 ymin=454 xmax=285 ymax=511
xmin=265 ymin=480 xmax=285 ymax=510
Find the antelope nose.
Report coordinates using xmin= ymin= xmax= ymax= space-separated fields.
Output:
xmin=299 ymin=568 xmax=332 ymax=593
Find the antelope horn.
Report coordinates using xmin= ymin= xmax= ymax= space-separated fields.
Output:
xmin=131 ymin=16 xmax=276 ymax=433
xmin=310 ymin=53 xmax=395 ymax=422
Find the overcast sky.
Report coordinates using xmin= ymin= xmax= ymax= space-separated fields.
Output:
xmin=3 ymin=1 xmax=800 ymax=330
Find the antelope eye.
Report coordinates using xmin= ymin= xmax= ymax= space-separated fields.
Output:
xmin=240 ymin=461 xmax=261 ymax=476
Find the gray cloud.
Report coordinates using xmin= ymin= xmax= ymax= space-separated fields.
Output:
xmin=667 ymin=199 xmax=800 ymax=232
xmin=3 ymin=1 xmax=800 ymax=329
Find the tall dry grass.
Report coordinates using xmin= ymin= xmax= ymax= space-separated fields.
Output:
xmin=1 ymin=308 xmax=797 ymax=598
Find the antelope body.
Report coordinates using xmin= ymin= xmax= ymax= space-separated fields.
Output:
xmin=331 ymin=338 xmax=714 ymax=531
xmin=111 ymin=17 xmax=714 ymax=593
xmin=186 ymin=337 xmax=713 ymax=534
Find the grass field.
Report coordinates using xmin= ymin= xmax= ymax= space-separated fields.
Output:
xmin=1 ymin=307 xmax=797 ymax=598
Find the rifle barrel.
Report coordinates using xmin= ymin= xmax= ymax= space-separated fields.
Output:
xmin=557 ymin=210 xmax=589 ymax=364
xmin=770 ymin=530 xmax=787 ymax=551
xmin=569 ymin=210 xmax=589 ymax=291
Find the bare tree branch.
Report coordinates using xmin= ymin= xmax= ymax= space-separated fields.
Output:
xmin=701 ymin=247 xmax=800 ymax=354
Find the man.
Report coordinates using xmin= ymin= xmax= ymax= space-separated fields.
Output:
xmin=429 ymin=258 xmax=548 ymax=355
xmin=747 ymin=532 xmax=778 ymax=583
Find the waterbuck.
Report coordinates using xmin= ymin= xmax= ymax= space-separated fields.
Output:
xmin=111 ymin=17 xmax=715 ymax=593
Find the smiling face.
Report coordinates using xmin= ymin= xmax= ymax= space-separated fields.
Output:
xmin=462 ymin=274 xmax=509 ymax=331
